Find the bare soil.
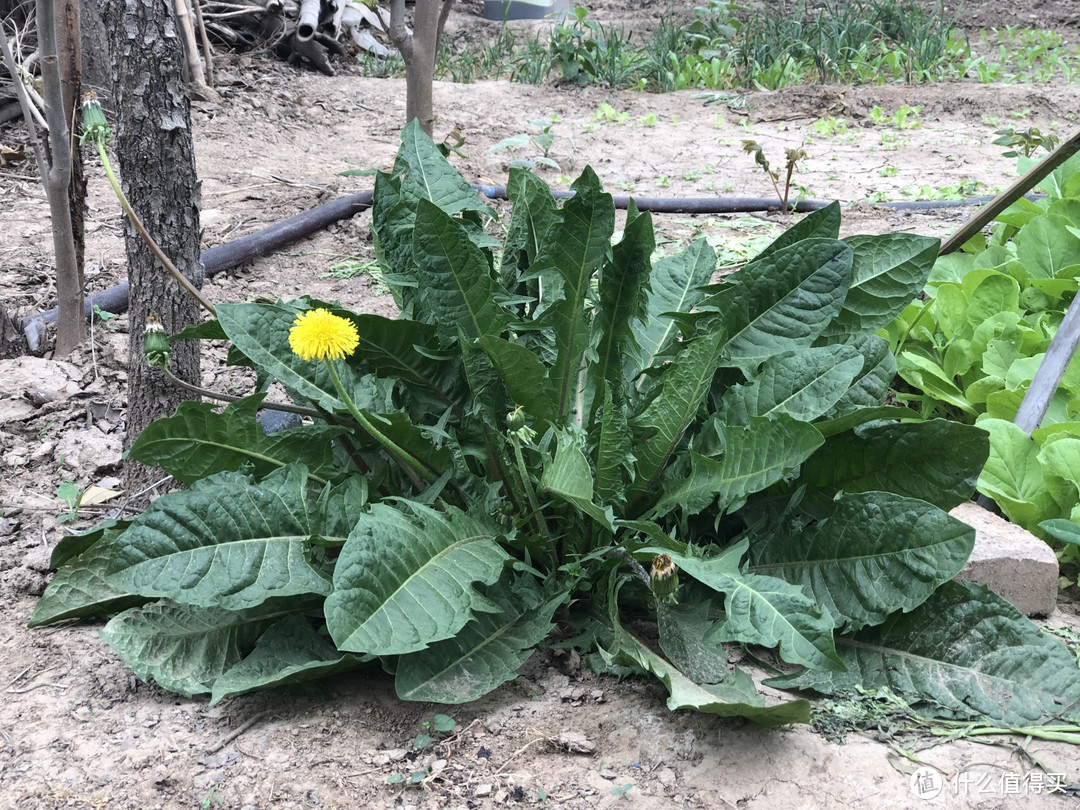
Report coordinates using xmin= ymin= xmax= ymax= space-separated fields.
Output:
xmin=3 ymin=2 xmax=1080 ymax=809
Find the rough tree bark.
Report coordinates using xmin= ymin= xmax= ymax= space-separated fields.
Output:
xmin=100 ymin=0 xmax=204 ymax=494
xmin=388 ymin=0 xmax=452 ymax=136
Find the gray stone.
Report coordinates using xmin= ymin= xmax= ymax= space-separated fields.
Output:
xmin=950 ymin=502 xmax=1059 ymax=616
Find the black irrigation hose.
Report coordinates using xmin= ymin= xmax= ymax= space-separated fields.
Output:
xmin=18 ymin=186 xmax=1016 ymax=333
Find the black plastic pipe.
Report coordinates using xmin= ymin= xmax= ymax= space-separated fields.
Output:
xmin=19 ymin=186 xmax=1014 ymax=332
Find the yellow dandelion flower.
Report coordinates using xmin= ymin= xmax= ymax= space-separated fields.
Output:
xmin=288 ymin=308 xmax=359 ymax=362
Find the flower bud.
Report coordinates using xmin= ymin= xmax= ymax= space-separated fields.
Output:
xmin=80 ymin=91 xmax=112 ymax=148
xmin=143 ymin=314 xmax=170 ymax=369
xmin=649 ymin=554 xmax=679 ymax=604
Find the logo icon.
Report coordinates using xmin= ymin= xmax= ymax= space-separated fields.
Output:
xmin=910 ymin=767 xmax=944 ymax=800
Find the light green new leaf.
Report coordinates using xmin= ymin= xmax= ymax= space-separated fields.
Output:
xmin=767 ymin=581 xmax=1080 ymax=726
xmin=395 ymin=576 xmax=567 ymax=703
xmin=128 ymin=395 xmax=345 ymax=485
xmin=821 ymin=233 xmax=938 ymax=339
xmin=897 ymin=351 xmax=978 ymax=416
xmin=540 ymin=429 xmax=615 ymax=530
xmin=628 ymin=330 xmax=726 ymax=508
xmin=210 ymin=615 xmax=365 ymax=704
xmin=1016 ymin=213 xmax=1080 ymax=279
xmin=100 ymin=598 xmax=309 ymax=697
xmin=412 ymin=199 xmax=508 ymax=345
xmin=632 ymin=238 xmax=716 ymax=380
xmin=653 ymin=415 xmax=823 ymax=517
xmin=107 ymin=466 xmax=335 ymax=610
xmin=642 ymin=543 xmax=843 ymax=671
xmin=608 ymin=608 xmax=811 ymax=726
xmin=719 ymin=345 xmax=863 ymax=425
xmin=708 ymin=238 xmax=853 ymax=367
xmin=749 ymin=492 xmax=975 ymax=632
xmin=977 ymin=417 xmax=1059 ymax=529
xmin=30 ymin=528 xmax=145 ymax=627
xmin=325 ymin=502 xmax=509 ymax=655
xmin=802 ymin=419 xmax=988 ymax=510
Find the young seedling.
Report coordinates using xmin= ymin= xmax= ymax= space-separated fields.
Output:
xmin=486 ymin=118 xmax=562 ymax=170
xmin=992 ymin=126 xmax=1060 ymax=158
xmin=741 ymin=140 xmax=806 ymax=213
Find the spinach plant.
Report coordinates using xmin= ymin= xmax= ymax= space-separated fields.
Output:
xmin=883 ymin=154 xmax=1080 ymax=563
xmin=32 ymin=123 xmax=1080 ymax=728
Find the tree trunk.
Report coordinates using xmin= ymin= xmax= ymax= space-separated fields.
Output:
xmin=101 ymin=0 xmax=203 ymax=495
xmin=389 ymin=0 xmax=448 ymax=136
xmin=57 ymin=0 xmax=86 ymax=278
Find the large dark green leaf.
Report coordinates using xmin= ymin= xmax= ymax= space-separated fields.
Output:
xmin=395 ymin=119 xmax=493 ymax=219
xmin=820 ymin=233 xmax=939 ymax=339
xmin=768 ymin=581 xmax=1080 ymax=726
xmin=645 ymin=543 xmax=843 ymax=671
xmin=657 ymin=600 xmax=728 ymax=684
xmin=100 ymin=597 xmax=312 ymax=697
xmin=395 ymin=575 xmax=566 ymax=703
xmin=49 ymin=518 xmax=130 ymax=568
xmin=128 ymin=395 xmax=345 ymax=485
xmin=107 ymin=466 xmax=335 ymax=610
xmin=752 ymin=201 xmax=841 ymax=264
xmin=718 ymin=345 xmax=863 ymax=425
xmin=817 ymin=334 xmax=896 ymax=421
xmin=30 ymin=528 xmax=145 ymax=627
xmin=802 ymin=419 xmax=988 ymax=510
xmin=325 ymin=502 xmax=509 ymax=655
xmin=412 ymin=199 xmax=509 ymax=345
xmin=478 ymin=335 xmax=559 ymax=427
xmin=749 ymin=492 xmax=975 ymax=632
xmin=210 ymin=615 xmax=365 ymax=704
xmin=632 ymin=239 xmax=716 ymax=380
xmin=653 ymin=415 xmax=824 ymax=517
xmin=628 ymin=330 xmax=726 ymax=509
xmin=344 ymin=314 xmax=457 ymax=409
xmin=591 ymin=386 xmax=634 ymax=508
xmin=706 ymin=238 xmax=853 ymax=367
xmin=502 ymin=167 xmax=559 ymax=287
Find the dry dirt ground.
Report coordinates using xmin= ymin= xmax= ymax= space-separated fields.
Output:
xmin=4 ymin=2 xmax=1080 ymax=809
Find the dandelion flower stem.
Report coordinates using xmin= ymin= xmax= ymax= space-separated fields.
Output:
xmin=324 ymin=358 xmax=433 ymax=489
xmin=94 ymin=141 xmax=217 ymax=318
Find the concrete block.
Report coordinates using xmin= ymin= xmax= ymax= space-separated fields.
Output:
xmin=949 ymin=502 xmax=1059 ymax=617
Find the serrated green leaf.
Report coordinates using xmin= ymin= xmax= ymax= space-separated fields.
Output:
xmin=803 ymin=419 xmax=988 ymax=510
xmin=395 ymin=575 xmax=566 ymax=703
xmin=100 ymin=597 xmax=312 ymax=697
xmin=395 ymin=119 xmax=493 ymax=219
xmin=707 ymin=238 xmax=853 ymax=367
xmin=412 ymin=199 xmax=508 ymax=345
xmin=591 ymin=386 xmax=633 ymax=508
xmin=536 ymin=168 xmax=615 ymax=421
xmin=821 ymin=233 xmax=938 ymax=339
xmin=344 ymin=314 xmax=456 ymax=408
xmin=30 ymin=530 xmax=146 ymax=627
xmin=719 ymin=345 xmax=863 ymax=425
xmin=127 ymin=395 xmax=345 ymax=485
xmin=106 ymin=466 xmax=335 ymax=610
xmin=767 ymin=581 xmax=1080 ymax=725
xmin=749 ymin=492 xmax=975 ymax=632
xmin=632 ymin=239 xmax=716 ymax=380
xmin=210 ymin=615 xmax=364 ymax=704
xmin=628 ymin=330 xmax=726 ymax=510
xmin=502 ymin=168 xmax=559 ymax=287
xmin=654 ymin=415 xmax=823 ymax=517
xmin=644 ymin=543 xmax=843 ymax=671
xmin=325 ymin=502 xmax=509 ymax=655
xmin=819 ymin=334 xmax=896 ymax=420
